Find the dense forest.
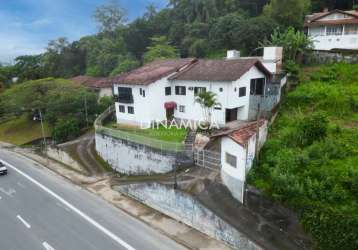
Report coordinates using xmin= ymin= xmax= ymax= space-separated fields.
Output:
xmin=0 ymin=0 xmax=356 ymax=85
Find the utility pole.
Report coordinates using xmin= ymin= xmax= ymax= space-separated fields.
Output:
xmin=39 ymin=109 xmax=47 ymax=151
xmin=255 ymin=103 xmax=261 ymax=166
xmin=84 ymin=94 xmax=89 ymax=128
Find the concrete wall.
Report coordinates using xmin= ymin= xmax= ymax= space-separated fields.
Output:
xmin=99 ymin=88 xmax=113 ymax=98
xmin=46 ymin=146 xmax=84 ymax=173
xmin=95 ymin=133 xmax=190 ymax=175
xmin=116 ymin=182 xmax=262 ymax=250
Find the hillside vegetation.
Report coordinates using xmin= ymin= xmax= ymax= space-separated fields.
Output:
xmin=249 ymin=63 xmax=358 ymax=250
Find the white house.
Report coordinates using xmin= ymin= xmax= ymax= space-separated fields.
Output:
xmin=211 ymin=120 xmax=268 ymax=203
xmin=112 ymin=48 xmax=284 ymax=128
xmin=305 ymin=9 xmax=358 ymax=51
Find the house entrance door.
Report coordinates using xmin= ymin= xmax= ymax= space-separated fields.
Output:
xmin=166 ymin=108 xmax=174 ymax=121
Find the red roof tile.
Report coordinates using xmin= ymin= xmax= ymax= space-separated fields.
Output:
xmin=111 ymin=58 xmax=196 ymax=86
xmin=211 ymin=120 xmax=266 ymax=146
xmin=305 ymin=9 xmax=358 ymax=27
xmin=169 ymin=59 xmax=271 ymax=82
xmin=70 ymin=76 xmax=112 ymax=89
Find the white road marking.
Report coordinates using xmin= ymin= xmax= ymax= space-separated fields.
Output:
xmin=2 ymin=160 xmax=136 ymax=250
xmin=42 ymin=241 xmax=55 ymax=250
xmin=17 ymin=215 xmax=31 ymax=229
xmin=0 ymin=187 xmax=16 ymax=197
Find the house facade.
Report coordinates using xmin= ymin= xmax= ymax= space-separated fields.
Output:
xmin=305 ymin=9 xmax=358 ymax=51
xmin=112 ymin=47 xmax=284 ymax=128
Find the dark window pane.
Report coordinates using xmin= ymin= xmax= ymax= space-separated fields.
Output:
xmin=239 ymin=87 xmax=246 ymax=97
xmin=225 ymin=153 xmax=237 ymax=168
xmin=118 ymin=87 xmax=134 ymax=104
xmin=175 ymin=86 xmax=186 ymax=95
xmin=118 ymin=105 xmax=125 ymax=113
xmin=165 ymin=87 xmax=171 ymax=96
xmin=250 ymin=80 xmax=255 ymax=95
xmin=194 ymin=87 xmax=206 ymax=95
xmin=128 ymin=106 xmax=134 ymax=114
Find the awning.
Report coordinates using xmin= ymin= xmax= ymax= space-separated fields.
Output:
xmin=164 ymin=102 xmax=177 ymax=109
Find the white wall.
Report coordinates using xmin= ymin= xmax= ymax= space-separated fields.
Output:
xmin=308 ymin=24 xmax=358 ymax=50
xmin=98 ymin=88 xmax=113 ymax=98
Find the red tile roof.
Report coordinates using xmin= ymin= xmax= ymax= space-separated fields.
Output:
xmin=169 ymin=59 xmax=271 ymax=82
xmin=70 ymin=76 xmax=112 ymax=89
xmin=111 ymin=58 xmax=197 ymax=86
xmin=211 ymin=120 xmax=267 ymax=146
xmin=305 ymin=9 xmax=358 ymax=27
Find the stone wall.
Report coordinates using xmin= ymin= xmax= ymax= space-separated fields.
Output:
xmin=307 ymin=50 xmax=358 ymax=64
xmin=95 ymin=133 xmax=192 ymax=175
xmin=116 ymin=182 xmax=263 ymax=250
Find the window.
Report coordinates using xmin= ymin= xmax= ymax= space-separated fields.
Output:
xmin=118 ymin=105 xmax=125 ymax=113
xmin=250 ymin=78 xmax=265 ymax=96
xmin=239 ymin=87 xmax=246 ymax=97
xmin=175 ymin=86 xmax=186 ymax=95
xmin=225 ymin=153 xmax=237 ymax=168
xmin=139 ymin=88 xmax=146 ymax=97
xmin=179 ymin=105 xmax=185 ymax=113
xmin=194 ymin=87 xmax=206 ymax=95
xmin=326 ymin=25 xmax=343 ymax=36
xmin=117 ymin=87 xmax=134 ymax=104
xmin=214 ymin=104 xmax=222 ymax=110
xmin=128 ymin=106 xmax=134 ymax=114
xmin=345 ymin=24 xmax=358 ymax=35
xmin=165 ymin=87 xmax=171 ymax=96
xmin=219 ymin=88 xmax=223 ymax=92
xmin=142 ymin=90 xmax=145 ymax=97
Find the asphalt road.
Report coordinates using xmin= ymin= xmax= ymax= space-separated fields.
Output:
xmin=0 ymin=149 xmax=187 ymax=250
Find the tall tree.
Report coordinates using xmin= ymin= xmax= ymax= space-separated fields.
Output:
xmin=263 ymin=0 xmax=311 ymax=29
xmin=143 ymin=36 xmax=177 ymax=63
xmin=94 ymin=0 xmax=127 ymax=33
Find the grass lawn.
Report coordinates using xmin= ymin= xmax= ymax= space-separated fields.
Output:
xmin=106 ymin=122 xmax=188 ymax=143
xmin=0 ymin=115 xmax=51 ymax=145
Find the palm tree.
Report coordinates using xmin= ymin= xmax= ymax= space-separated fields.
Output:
xmin=195 ymin=91 xmax=220 ymax=126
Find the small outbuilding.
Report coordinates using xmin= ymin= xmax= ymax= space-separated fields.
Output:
xmin=211 ymin=120 xmax=268 ymax=203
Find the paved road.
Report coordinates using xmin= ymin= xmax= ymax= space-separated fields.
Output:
xmin=0 ymin=149 xmax=187 ymax=250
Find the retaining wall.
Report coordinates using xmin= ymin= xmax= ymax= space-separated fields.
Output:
xmin=116 ymin=182 xmax=262 ymax=250
xmin=95 ymin=133 xmax=192 ymax=175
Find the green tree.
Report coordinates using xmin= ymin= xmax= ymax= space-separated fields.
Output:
xmin=194 ymin=91 xmax=220 ymax=125
xmin=110 ymin=55 xmax=140 ymax=76
xmin=263 ymin=0 xmax=310 ymax=29
xmin=262 ymin=27 xmax=313 ymax=62
xmin=143 ymin=36 xmax=177 ymax=63
xmin=93 ymin=0 xmax=127 ymax=33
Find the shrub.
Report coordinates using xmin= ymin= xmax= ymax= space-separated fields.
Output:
xmin=52 ymin=118 xmax=80 ymax=142
xmin=297 ymin=112 xmax=328 ymax=147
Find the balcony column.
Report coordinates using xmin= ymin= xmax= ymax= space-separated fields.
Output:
xmin=342 ymin=25 xmax=345 ymax=35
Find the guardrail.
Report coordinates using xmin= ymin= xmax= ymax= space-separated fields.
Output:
xmin=94 ymin=106 xmax=185 ymax=152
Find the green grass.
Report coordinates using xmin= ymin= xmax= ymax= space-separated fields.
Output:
xmin=0 ymin=115 xmax=51 ymax=145
xmin=106 ymin=122 xmax=188 ymax=143
xmin=248 ymin=63 xmax=358 ymax=250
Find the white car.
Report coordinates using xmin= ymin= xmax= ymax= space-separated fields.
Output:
xmin=0 ymin=162 xmax=7 ymax=175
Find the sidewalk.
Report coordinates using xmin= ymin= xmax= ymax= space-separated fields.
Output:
xmin=0 ymin=141 xmax=232 ymax=250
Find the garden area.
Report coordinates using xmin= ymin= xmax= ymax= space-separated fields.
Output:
xmin=106 ymin=122 xmax=188 ymax=143
xmin=248 ymin=63 xmax=358 ymax=250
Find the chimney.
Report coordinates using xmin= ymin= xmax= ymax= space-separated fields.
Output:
xmin=323 ymin=7 xmax=329 ymax=13
xmin=227 ymin=50 xmax=240 ymax=60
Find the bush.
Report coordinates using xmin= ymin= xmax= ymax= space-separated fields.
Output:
xmin=52 ymin=118 xmax=80 ymax=142
xmin=297 ymin=112 xmax=328 ymax=147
